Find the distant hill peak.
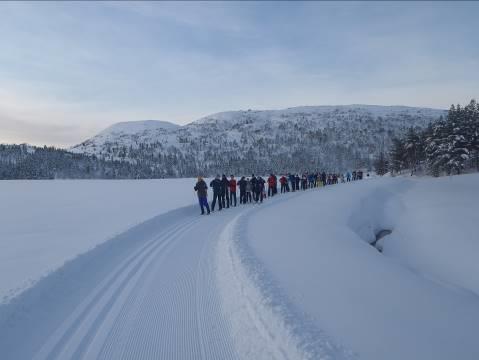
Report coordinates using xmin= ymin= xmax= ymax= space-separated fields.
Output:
xmin=99 ymin=120 xmax=181 ymax=135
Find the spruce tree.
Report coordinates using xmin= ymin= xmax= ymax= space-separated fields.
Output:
xmin=445 ymin=104 xmax=469 ymax=174
xmin=374 ymin=150 xmax=389 ymax=176
xmin=463 ymin=99 xmax=479 ymax=170
xmin=425 ymin=118 xmax=449 ymax=176
xmin=389 ymin=137 xmax=406 ymax=175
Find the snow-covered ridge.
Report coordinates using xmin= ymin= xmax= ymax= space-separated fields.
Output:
xmin=99 ymin=120 xmax=180 ymax=135
xmin=193 ymin=104 xmax=445 ymax=125
xmin=70 ymin=104 xmax=447 ymax=175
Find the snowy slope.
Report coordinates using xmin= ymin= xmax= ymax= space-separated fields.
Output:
xmin=70 ymin=105 xmax=446 ymax=175
xmin=100 ymin=120 xmax=180 ymax=134
xmin=73 ymin=120 xmax=180 ymax=156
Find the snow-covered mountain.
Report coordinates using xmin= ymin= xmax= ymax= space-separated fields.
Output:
xmin=71 ymin=105 xmax=446 ymax=176
xmin=87 ymin=120 xmax=180 ymax=146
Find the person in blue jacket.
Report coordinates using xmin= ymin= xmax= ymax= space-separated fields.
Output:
xmin=288 ymin=173 xmax=296 ymax=192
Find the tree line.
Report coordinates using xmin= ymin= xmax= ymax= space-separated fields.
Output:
xmin=0 ymin=145 xmax=166 ymax=179
xmin=375 ymin=100 xmax=479 ymax=177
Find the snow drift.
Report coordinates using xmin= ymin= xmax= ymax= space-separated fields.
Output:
xmin=224 ymin=174 xmax=479 ymax=360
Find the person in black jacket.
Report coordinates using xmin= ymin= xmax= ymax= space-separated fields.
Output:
xmin=209 ymin=175 xmax=223 ymax=211
xmin=194 ymin=176 xmax=210 ymax=215
xmin=221 ymin=174 xmax=230 ymax=209
xmin=250 ymin=174 xmax=257 ymax=202
xmin=237 ymin=176 xmax=247 ymax=204
xmin=256 ymin=176 xmax=265 ymax=203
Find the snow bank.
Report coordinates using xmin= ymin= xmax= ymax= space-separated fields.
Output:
xmin=216 ymin=209 xmax=355 ymax=360
xmin=0 ymin=179 xmax=201 ymax=302
xmin=240 ymin=175 xmax=479 ymax=360
xmin=383 ymin=174 xmax=479 ymax=296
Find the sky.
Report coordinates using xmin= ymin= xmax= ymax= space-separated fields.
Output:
xmin=0 ymin=1 xmax=478 ymax=147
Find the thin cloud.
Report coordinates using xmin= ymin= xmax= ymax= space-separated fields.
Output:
xmin=0 ymin=2 xmax=477 ymax=146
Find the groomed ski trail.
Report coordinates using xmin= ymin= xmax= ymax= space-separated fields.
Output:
xmin=1 ymin=192 xmax=351 ymax=360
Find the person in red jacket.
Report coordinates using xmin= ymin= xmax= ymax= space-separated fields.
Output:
xmin=267 ymin=174 xmax=276 ymax=197
xmin=229 ymin=175 xmax=237 ymax=207
xmin=279 ymin=175 xmax=287 ymax=193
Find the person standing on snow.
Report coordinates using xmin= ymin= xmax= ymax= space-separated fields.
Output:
xmin=280 ymin=175 xmax=287 ymax=193
xmin=250 ymin=175 xmax=258 ymax=202
xmin=221 ymin=174 xmax=230 ymax=209
xmin=238 ymin=176 xmax=247 ymax=204
xmin=295 ymin=174 xmax=301 ymax=191
xmin=245 ymin=177 xmax=253 ymax=203
xmin=289 ymin=173 xmax=296 ymax=192
xmin=229 ymin=175 xmax=237 ymax=207
xmin=301 ymin=174 xmax=307 ymax=190
xmin=256 ymin=176 xmax=265 ymax=203
xmin=267 ymin=174 xmax=276 ymax=197
xmin=209 ymin=175 xmax=223 ymax=211
xmin=194 ymin=176 xmax=210 ymax=215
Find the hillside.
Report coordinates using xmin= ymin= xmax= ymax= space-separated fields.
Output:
xmin=71 ymin=105 xmax=445 ymax=176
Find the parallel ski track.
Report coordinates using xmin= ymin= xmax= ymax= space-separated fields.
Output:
xmin=33 ymin=216 xmax=200 ymax=360
xmin=27 ymin=191 xmax=324 ymax=360
xmin=32 ymin=209 xmax=240 ymax=360
xmin=93 ymin=214 xmax=239 ymax=360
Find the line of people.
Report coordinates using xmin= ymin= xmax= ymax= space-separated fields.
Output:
xmin=194 ymin=170 xmax=366 ymax=215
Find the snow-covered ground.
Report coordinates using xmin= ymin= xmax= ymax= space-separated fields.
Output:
xmin=231 ymin=173 xmax=479 ymax=360
xmin=0 ymin=179 xmax=200 ymax=302
xmin=1 ymin=174 xmax=478 ymax=359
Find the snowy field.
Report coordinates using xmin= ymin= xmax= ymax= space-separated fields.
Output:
xmin=235 ymin=173 xmax=479 ymax=360
xmin=0 ymin=179 xmax=200 ymax=302
xmin=1 ymin=174 xmax=478 ymax=359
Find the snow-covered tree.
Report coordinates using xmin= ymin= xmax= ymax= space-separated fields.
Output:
xmin=445 ymin=105 xmax=469 ymax=174
xmin=389 ymin=137 xmax=406 ymax=175
xmin=374 ymin=150 xmax=389 ymax=176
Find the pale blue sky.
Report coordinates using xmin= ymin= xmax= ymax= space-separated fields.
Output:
xmin=1 ymin=1 xmax=478 ymax=146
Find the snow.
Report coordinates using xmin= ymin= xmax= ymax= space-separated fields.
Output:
xmin=194 ymin=104 xmax=444 ymax=125
xmin=233 ymin=174 xmax=479 ymax=360
xmin=383 ymin=174 xmax=479 ymax=296
xmin=69 ymin=105 xmax=446 ymax=172
xmin=217 ymin=212 xmax=355 ymax=360
xmin=98 ymin=120 xmax=180 ymax=135
xmin=1 ymin=174 xmax=478 ymax=359
xmin=0 ymin=179 xmax=199 ymax=303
